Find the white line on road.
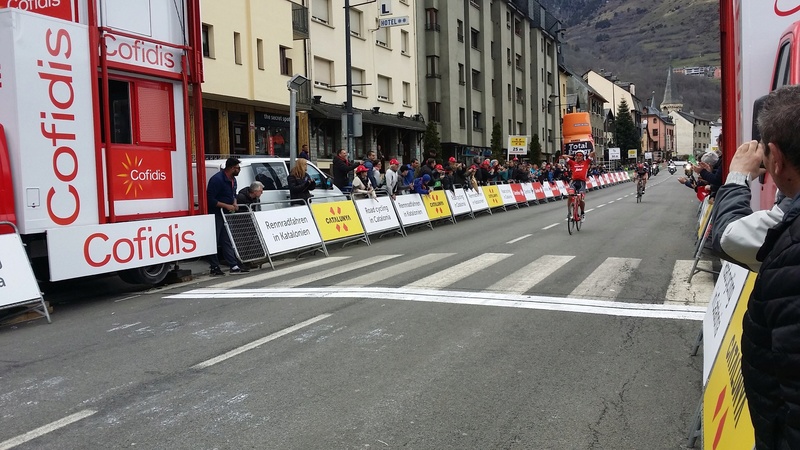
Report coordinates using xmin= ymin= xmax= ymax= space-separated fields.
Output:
xmin=487 ymin=255 xmax=575 ymax=294
xmin=586 ymin=208 xmax=595 ymax=212
xmin=338 ymin=253 xmax=455 ymax=287
xmin=608 ymin=200 xmax=615 ymax=204
xmin=506 ymin=234 xmax=532 ymax=244
xmin=168 ymin=288 xmax=704 ymax=321
xmin=283 ymin=255 xmax=401 ymax=287
xmin=114 ymin=295 xmax=140 ymax=303
xmin=570 ymin=257 xmax=641 ymax=299
xmin=542 ymin=223 xmax=559 ymax=230
xmin=617 ymin=198 xmax=623 ymax=201
xmin=212 ymin=256 xmax=350 ymax=289
xmin=410 ymin=253 xmax=511 ymax=289
xmin=193 ymin=314 xmax=332 ymax=369
xmin=596 ymin=204 xmax=606 ymax=208
xmin=665 ymin=260 xmax=714 ymax=307
xmin=107 ymin=322 xmax=142 ymax=332
xmin=0 ymin=409 xmax=97 ymax=450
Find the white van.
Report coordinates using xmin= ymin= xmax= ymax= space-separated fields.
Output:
xmin=203 ymin=156 xmax=345 ymax=209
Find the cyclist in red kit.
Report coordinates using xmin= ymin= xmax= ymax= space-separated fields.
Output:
xmin=564 ymin=150 xmax=595 ymax=220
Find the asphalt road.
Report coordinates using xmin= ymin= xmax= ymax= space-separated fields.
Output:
xmin=1 ymin=174 xmax=711 ymax=449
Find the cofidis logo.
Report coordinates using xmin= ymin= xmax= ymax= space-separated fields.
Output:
xmin=110 ymin=149 xmax=173 ymax=200
xmin=0 ymin=0 xmax=76 ymax=22
xmin=775 ymin=0 xmax=800 ymax=16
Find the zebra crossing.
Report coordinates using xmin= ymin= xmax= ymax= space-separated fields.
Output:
xmin=167 ymin=251 xmax=713 ymax=320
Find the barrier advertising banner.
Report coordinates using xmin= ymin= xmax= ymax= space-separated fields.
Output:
xmin=0 ymin=233 xmax=42 ymax=308
xmin=520 ymin=183 xmax=537 ymax=202
xmin=702 ymin=272 xmax=757 ymax=450
xmin=393 ymin=194 xmax=430 ymax=226
xmin=497 ymin=184 xmax=517 ymax=206
xmin=531 ymin=182 xmax=546 ymax=200
xmin=444 ymin=189 xmax=472 ymax=217
xmin=541 ymin=182 xmax=555 ymax=198
xmin=482 ymin=186 xmax=504 ymax=208
xmin=354 ymin=197 xmax=401 ymax=234
xmin=555 ymin=180 xmax=569 ymax=196
xmin=509 ymin=183 xmax=528 ymax=204
xmin=310 ymin=200 xmax=365 ymax=242
xmin=422 ymin=191 xmax=452 ymax=220
xmin=464 ymin=188 xmax=489 ymax=212
xmin=254 ymin=206 xmax=322 ymax=255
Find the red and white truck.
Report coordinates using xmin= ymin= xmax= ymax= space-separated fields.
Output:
xmin=720 ymin=0 xmax=800 ymax=210
xmin=0 ymin=0 xmax=214 ymax=284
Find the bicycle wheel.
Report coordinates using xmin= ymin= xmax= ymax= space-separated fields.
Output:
xmin=636 ymin=182 xmax=642 ymax=203
xmin=574 ymin=199 xmax=582 ymax=231
xmin=567 ymin=201 xmax=574 ymax=235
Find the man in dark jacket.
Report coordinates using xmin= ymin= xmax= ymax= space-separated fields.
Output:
xmin=712 ymin=85 xmax=800 ymax=449
xmin=236 ymin=181 xmax=264 ymax=211
xmin=206 ymin=157 xmax=249 ymax=275
xmin=332 ymin=148 xmax=360 ymax=190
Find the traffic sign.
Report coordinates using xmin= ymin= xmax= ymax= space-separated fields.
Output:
xmin=379 ymin=16 xmax=409 ymax=27
xmin=507 ymin=135 xmax=528 ymax=155
xmin=608 ymin=147 xmax=621 ymax=160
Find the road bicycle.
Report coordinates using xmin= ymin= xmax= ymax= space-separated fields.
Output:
xmin=636 ymin=177 xmax=645 ymax=203
xmin=567 ymin=189 xmax=583 ymax=235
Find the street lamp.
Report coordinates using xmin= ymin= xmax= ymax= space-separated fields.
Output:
xmin=287 ymin=74 xmax=309 ymax=167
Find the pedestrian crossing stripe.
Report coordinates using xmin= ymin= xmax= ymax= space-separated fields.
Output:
xmin=166 ymin=287 xmax=705 ymax=321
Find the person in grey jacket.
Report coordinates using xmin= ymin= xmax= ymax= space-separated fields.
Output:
xmin=711 ymin=85 xmax=800 ymax=450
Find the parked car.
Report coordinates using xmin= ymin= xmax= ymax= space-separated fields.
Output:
xmin=202 ymin=156 xmax=345 ymax=210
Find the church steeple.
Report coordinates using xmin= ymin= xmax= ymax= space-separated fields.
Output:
xmin=660 ymin=66 xmax=683 ymax=113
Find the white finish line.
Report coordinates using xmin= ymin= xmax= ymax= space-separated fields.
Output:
xmin=0 ymin=409 xmax=97 ymax=450
xmin=166 ymin=288 xmax=705 ymax=321
xmin=192 ymin=314 xmax=331 ymax=369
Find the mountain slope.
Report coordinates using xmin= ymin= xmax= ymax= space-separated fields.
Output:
xmin=540 ymin=0 xmax=721 ymax=119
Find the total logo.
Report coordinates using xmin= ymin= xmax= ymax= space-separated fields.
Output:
xmin=775 ymin=0 xmax=800 ymax=16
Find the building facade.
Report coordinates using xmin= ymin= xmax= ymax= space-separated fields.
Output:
xmin=642 ymin=106 xmax=675 ymax=162
xmin=670 ymin=111 xmax=711 ymax=159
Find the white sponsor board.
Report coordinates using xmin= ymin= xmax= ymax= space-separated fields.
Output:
xmin=464 ymin=187 xmax=489 ymax=212
xmin=507 ymin=135 xmax=528 ymax=155
xmin=597 ymin=175 xmax=606 ymax=186
xmin=354 ymin=196 xmax=402 ymax=234
xmin=0 ymin=10 xmax=99 ymax=235
xmin=608 ymin=147 xmax=621 ymax=160
xmin=393 ymin=194 xmax=429 ymax=226
xmin=0 ymin=233 xmax=42 ymax=308
xmin=497 ymin=184 xmax=517 ymax=205
xmin=541 ymin=182 xmax=555 ymax=198
xmin=521 ymin=183 xmax=537 ymax=202
xmin=445 ymin=188 xmax=472 ymax=217
xmin=46 ymin=215 xmax=216 ymax=281
xmin=254 ymin=206 xmax=322 ymax=255
xmin=555 ymin=180 xmax=569 ymax=196
xmin=702 ymin=262 xmax=752 ymax=384
xmin=644 ymin=152 xmax=653 ymax=160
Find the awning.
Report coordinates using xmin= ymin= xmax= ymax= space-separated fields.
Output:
xmin=310 ymin=103 xmax=426 ymax=132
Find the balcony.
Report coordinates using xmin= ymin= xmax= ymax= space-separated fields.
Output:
xmin=292 ymin=3 xmax=309 ymax=40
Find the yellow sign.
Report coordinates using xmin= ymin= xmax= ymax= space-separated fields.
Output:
xmin=423 ymin=191 xmax=452 ymax=220
xmin=508 ymin=135 xmax=528 ymax=155
xmin=698 ymin=198 xmax=713 ymax=240
xmin=310 ymin=200 xmax=365 ymax=242
xmin=627 ymin=149 xmax=638 ymax=159
xmin=481 ymin=186 xmax=503 ymax=207
xmin=703 ymin=273 xmax=757 ymax=450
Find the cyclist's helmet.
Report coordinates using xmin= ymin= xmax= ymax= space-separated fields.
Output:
xmin=637 ymin=163 xmax=644 ymax=170
xmin=574 ymin=150 xmax=585 ymax=157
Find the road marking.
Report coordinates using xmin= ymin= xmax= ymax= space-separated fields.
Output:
xmin=570 ymin=257 xmax=641 ymax=299
xmin=212 ymin=256 xmax=350 ymax=289
xmin=487 ymin=255 xmax=575 ymax=294
xmin=338 ymin=253 xmax=455 ymax=287
xmin=586 ymin=208 xmax=595 ymax=212
xmin=409 ymin=253 xmax=512 ymax=289
xmin=283 ymin=255 xmax=401 ymax=287
xmin=665 ymin=260 xmax=714 ymax=307
xmin=597 ymin=204 xmax=606 ymax=208
xmin=542 ymin=223 xmax=559 ymax=230
xmin=506 ymin=234 xmax=532 ymax=244
xmin=0 ymin=409 xmax=97 ymax=450
xmin=617 ymin=198 xmax=623 ymax=201
xmin=608 ymin=200 xmax=615 ymax=204
xmin=193 ymin=314 xmax=331 ymax=369
xmin=168 ymin=288 xmax=704 ymax=321
xmin=114 ymin=295 xmax=140 ymax=303
xmin=107 ymin=322 xmax=142 ymax=332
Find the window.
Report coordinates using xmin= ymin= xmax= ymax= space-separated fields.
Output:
xmin=547 ymin=42 xmax=553 ymax=56
xmin=470 ymin=0 xmax=481 ymax=9
xmin=458 ymin=63 xmax=465 ymax=85
xmin=471 ymin=69 xmax=481 ymax=89
xmin=507 ymin=84 xmax=511 ymax=101
xmin=508 ymin=119 xmax=512 ymax=134
xmin=459 ymin=108 xmax=466 ymax=128
xmin=313 ymin=57 xmax=333 ymax=88
xmin=312 ymin=0 xmax=330 ymax=24
xmin=101 ymin=79 xmax=175 ymax=148
xmin=425 ymin=8 xmax=439 ymax=31
xmin=507 ymin=48 xmax=511 ymax=65
xmin=279 ymin=46 xmax=292 ymax=75
xmin=514 ymin=18 xmax=523 ymax=36
xmin=470 ymin=28 xmax=479 ymax=49
xmin=403 ymin=82 xmax=411 ymax=106
xmin=491 ymin=78 xmax=495 ymax=97
xmin=772 ymin=41 xmax=792 ymax=89
xmin=428 ymin=102 xmax=441 ymax=122
xmin=457 ymin=20 xmax=464 ymax=42
xmin=517 ymin=122 xmax=524 ymax=134
xmin=427 ymin=55 xmax=440 ymax=78
xmin=351 ymin=68 xmax=365 ymax=95
xmin=515 ymin=53 xmax=522 ymax=70
xmin=377 ymin=75 xmax=391 ymax=101
xmin=547 ymin=71 xmax=553 ymax=86
xmin=201 ymin=24 xmax=214 ymax=58
xmin=472 ymin=111 xmax=482 ymax=130
xmin=233 ymin=32 xmax=242 ymax=65
xmin=516 ymin=87 xmax=523 ymax=104
xmin=375 ymin=24 xmax=389 ymax=47
xmin=256 ymin=39 xmax=264 ymax=70
xmin=350 ymin=9 xmax=362 ymax=37
xmin=401 ymin=30 xmax=409 ymax=55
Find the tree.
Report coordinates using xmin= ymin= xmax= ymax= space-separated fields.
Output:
xmin=422 ymin=121 xmax=442 ymax=161
xmin=490 ymin=122 xmax=503 ymax=162
xmin=528 ymin=133 xmax=543 ymax=164
xmin=615 ymin=98 xmax=640 ymax=160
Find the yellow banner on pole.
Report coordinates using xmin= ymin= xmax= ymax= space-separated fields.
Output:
xmin=423 ymin=191 xmax=452 ymax=220
xmin=310 ymin=200 xmax=365 ymax=242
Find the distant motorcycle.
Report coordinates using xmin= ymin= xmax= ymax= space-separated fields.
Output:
xmin=668 ymin=165 xmax=677 ymax=175
xmin=652 ymin=165 xmax=659 ymax=176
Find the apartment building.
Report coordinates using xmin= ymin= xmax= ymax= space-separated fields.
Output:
xmin=199 ymin=0 xmax=310 ymax=157
xmin=642 ymin=106 xmax=675 ymax=162
xmin=670 ymin=111 xmax=712 ymax=159
xmin=584 ymin=69 xmax=644 ymax=156
xmin=308 ymin=0 xmax=424 ymax=166
xmin=416 ymin=0 xmax=562 ymax=163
